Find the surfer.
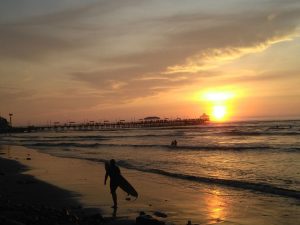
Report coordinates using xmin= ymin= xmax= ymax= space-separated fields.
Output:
xmin=104 ymin=159 xmax=120 ymax=208
xmin=104 ymin=159 xmax=138 ymax=209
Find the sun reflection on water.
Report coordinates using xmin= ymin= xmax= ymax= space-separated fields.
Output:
xmin=205 ymin=189 xmax=227 ymax=224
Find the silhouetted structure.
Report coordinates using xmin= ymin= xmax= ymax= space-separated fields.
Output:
xmin=4 ymin=115 xmax=210 ymax=133
xmin=9 ymin=113 xmax=13 ymax=126
xmin=144 ymin=116 xmax=160 ymax=121
xmin=200 ymin=113 xmax=209 ymax=121
xmin=0 ymin=117 xmax=11 ymax=133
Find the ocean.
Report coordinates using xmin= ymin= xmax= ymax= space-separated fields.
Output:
xmin=1 ymin=120 xmax=300 ymax=224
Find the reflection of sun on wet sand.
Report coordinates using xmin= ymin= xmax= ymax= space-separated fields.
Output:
xmin=205 ymin=189 xmax=227 ymax=224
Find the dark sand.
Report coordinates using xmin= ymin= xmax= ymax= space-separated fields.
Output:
xmin=0 ymin=154 xmax=137 ymax=225
xmin=0 ymin=156 xmax=79 ymax=207
xmin=0 ymin=157 xmax=102 ymax=225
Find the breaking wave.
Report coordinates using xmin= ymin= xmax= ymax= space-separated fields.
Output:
xmin=82 ymin=157 xmax=300 ymax=199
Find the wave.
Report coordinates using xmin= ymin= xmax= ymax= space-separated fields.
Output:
xmin=4 ymin=133 xmax=178 ymax=140
xmin=26 ymin=142 xmax=102 ymax=148
xmin=80 ymin=157 xmax=300 ymax=199
xmin=221 ymin=130 xmax=300 ymax=136
xmin=25 ymin=142 xmax=273 ymax=151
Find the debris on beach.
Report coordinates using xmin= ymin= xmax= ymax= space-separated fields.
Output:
xmin=136 ymin=213 xmax=165 ymax=225
xmin=153 ymin=211 xmax=168 ymax=218
xmin=0 ymin=202 xmax=105 ymax=225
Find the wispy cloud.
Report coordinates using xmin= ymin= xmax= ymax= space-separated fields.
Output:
xmin=166 ymin=34 xmax=296 ymax=74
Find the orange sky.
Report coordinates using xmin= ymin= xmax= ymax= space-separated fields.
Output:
xmin=1 ymin=0 xmax=300 ymax=125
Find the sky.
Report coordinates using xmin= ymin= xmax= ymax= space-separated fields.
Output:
xmin=1 ymin=0 xmax=300 ymax=125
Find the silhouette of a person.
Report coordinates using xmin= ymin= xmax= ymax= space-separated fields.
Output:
xmin=173 ymin=139 xmax=177 ymax=147
xmin=104 ymin=159 xmax=121 ymax=208
xmin=171 ymin=139 xmax=177 ymax=147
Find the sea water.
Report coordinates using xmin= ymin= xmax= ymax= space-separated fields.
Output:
xmin=1 ymin=120 xmax=300 ymax=224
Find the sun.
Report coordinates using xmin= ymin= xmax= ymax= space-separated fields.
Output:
xmin=212 ymin=105 xmax=227 ymax=121
xmin=201 ymin=90 xmax=235 ymax=122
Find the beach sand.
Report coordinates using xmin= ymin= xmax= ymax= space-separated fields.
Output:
xmin=1 ymin=145 xmax=299 ymax=225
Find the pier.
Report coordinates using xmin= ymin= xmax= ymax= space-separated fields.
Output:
xmin=5 ymin=116 xmax=209 ymax=133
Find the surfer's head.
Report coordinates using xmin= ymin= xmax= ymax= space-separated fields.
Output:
xmin=110 ymin=159 xmax=116 ymax=165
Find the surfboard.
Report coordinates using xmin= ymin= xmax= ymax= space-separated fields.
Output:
xmin=105 ymin=162 xmax=138 ymax=198
xmin=118 ymin=174 xmax=138 ymax=198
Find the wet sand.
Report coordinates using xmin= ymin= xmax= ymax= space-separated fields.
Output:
xmin=0 ymin=156 xmax=110 ymax=225
xmin=0 ymin=145 xmax=135 ymax=225
xmin=1 ymin=145 xmax=299 ymax=225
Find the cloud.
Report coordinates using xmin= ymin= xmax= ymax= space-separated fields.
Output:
xmin=0 ymin=25 xmax=78 ymax=61
xmin=0 ymin=0 xmax=155 ymax=62
xmin=1 ymin=0 xmax=300 ymax=122
xmin=71 ymin=69 xmax=195 ymax=104
xmin=0 ymin=85 xmax=38 ymax=99
xmin=220 ymin=70 xmax=300 ymax=84
xmin=70 ymin=3 xmax=300 ymax=104
xmin=166 ymin=35 xmax=296 ymax=73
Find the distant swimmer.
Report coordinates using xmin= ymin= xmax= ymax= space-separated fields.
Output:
xmin=104 ymin=159 xmax=138 ymax=209
xmin=171 ymin=139 xmax=177 ymax=147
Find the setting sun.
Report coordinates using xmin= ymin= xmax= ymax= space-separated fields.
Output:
xmin=201 ymin=90 xmax=235 ymax=122
xmin=212 ymin=105 xmax=227 ymax=121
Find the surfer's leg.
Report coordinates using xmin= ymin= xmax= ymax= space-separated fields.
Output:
xmin=110 ymin=181 xmax=118 ymax=208
xmin=112 ymin=191 xmax=117 ymax=208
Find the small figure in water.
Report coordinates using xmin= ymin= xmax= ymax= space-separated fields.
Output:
xmin=171 ymin=139 xmax=177 ymax=147
xmin=104 ymin=159 xmax=121 ymax=208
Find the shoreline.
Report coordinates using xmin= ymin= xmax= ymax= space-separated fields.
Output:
xmin=1 ymin=144 xmax=299 ymax=225
xmin=0 ymin=146 xmax=145 ymax=225
xmin=0 ymin=145 xmax=174 ymax=225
